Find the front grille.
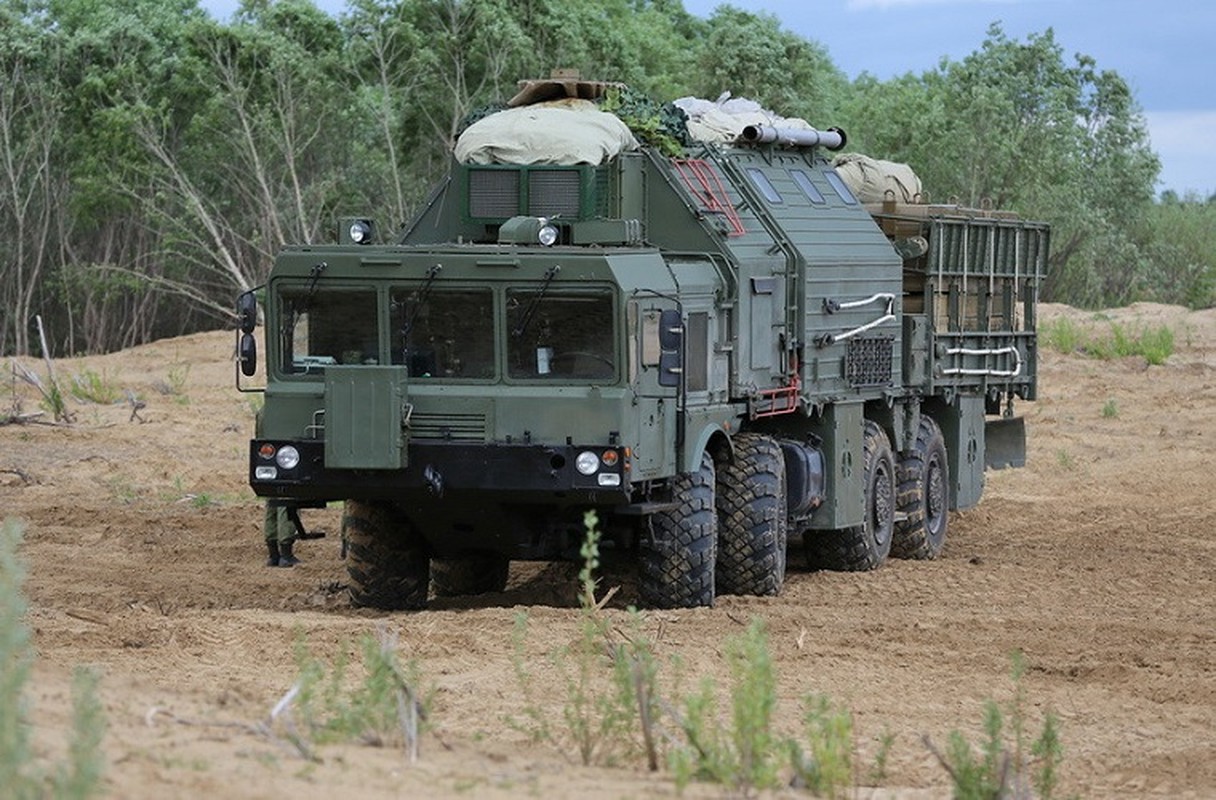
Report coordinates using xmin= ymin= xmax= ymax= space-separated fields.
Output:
xmin=528 ymin=170 xmax=582 ymax=218
xmin=468 ymin=170 xmax=520 ymax=218
xmin=846 ymin=336 xmax=894 ymax=388
xmin=408 ymin=412 xmax=487 ymax=441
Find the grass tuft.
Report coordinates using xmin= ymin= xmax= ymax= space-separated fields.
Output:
xmin=1041 ymin=318 xmax=1175 ymax=364
xmin=69 ymin=368 xmax=123 ymax=405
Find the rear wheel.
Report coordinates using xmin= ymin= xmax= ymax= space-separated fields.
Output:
xmin=716 ymin=433 xmax=787 ymax=596
xmin=805 ymin=421 xmax=895 ymax=571
xmin=430 ymin=554 xmax=510 ymax=598
xmin=640 ymin=453 xmax=717 ymax=608
xmin=892 ymin=416 xmax=950 ymax=559
xmin=344 ymin=500 xmax=430 ymax=610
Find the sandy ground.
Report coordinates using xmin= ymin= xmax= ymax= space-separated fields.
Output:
xmin=3 ymin=302 xmax=1214 ymax=799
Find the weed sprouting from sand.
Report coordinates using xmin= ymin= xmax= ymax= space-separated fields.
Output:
xmin=277 ymin=626 xmax=430 ymax=761
xmin=925 ymin=651 xmax=1070 ymax=800
xmin=69 ymin=368 xmax=123 ymax=405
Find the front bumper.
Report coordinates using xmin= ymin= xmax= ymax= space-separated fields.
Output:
xmin=249 ymin=439 xmax=632 ymax=503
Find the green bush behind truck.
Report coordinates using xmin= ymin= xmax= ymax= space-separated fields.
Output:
xmin=236 ymin=83 xmax=1045 ymax=610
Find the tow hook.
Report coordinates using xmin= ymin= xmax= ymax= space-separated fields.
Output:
xmin=423 ymin=464 xmax=445 ymax=498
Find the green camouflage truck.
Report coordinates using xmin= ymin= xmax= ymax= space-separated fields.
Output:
xmin=236 ymin=78 xmax=1046 ymax=610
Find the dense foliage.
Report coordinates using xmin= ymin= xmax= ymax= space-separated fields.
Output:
xmin=1 ymin=0 xmax=1210 ymax=356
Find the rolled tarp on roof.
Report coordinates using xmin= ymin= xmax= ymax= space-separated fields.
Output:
xmin=832 ymin=152 xmax=923 ymax=204
xmin=454 ymin=98 xmax=640 ymax=166
xmin=672 ymin=93 xmax=813 ymax=144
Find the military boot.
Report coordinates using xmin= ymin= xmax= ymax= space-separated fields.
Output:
xmin=265 ymin=540 xmax=281 ymax=567
xmin=278 ymin=538 xmax=301 ymax=567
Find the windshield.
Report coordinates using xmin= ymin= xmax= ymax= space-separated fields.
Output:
xmin=390 ymin=288 xmax=495 ymax=379
xmin=278 ymin=287 xmax=378 ymax=373
xmin=274 ymin=283 xmax=616 ymax=382
xmin=507 ymin=291 xmax=615 ymax=380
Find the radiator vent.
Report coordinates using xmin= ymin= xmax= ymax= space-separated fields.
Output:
xmin=528 ymin=170 xmax=582 ymax=218
xmin=408 ymin=412 xmax=487 ymax=442
xmin=468 ymin=170 xmax=520 ymax=218
xmin=846 ymin=336 xmax=894 ymax=388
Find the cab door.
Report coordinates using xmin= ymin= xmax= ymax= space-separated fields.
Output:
xmin=630 ymin=299 xmax=681 ymax=478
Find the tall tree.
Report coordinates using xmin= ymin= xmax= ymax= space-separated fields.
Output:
xmin=839 ymin=24 xmax=1159 ymax=307
xmin=341 ymin=0 xmax=428 ymax=229
xmin=0 ymin=8 xmax=62 ymax=356
xmin=694 ymin=6 xmax=846 ymax=122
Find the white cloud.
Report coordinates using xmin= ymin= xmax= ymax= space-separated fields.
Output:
xmin=1144 ymin=111 xmax=1216 ymax=197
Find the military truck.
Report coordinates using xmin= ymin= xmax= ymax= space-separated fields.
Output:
xmin=236 ymin=77 xmax=1046 ymax=610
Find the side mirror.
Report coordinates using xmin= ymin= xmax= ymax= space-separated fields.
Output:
xmin=239 ymin=332 xmax=258 ymax=377
xmin=237 ymin=291 xmax=257 ymax=334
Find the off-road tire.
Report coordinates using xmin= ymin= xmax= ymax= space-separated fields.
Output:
xmin=430 ymin=555 xmax=510 ymax=598
xmin=892 ymin=415 xmax=950 ymax=560
xmin=640 ymin=453 xmax=717 ymax=608
xmin=805 ymin=421 xmax=895 ymax=571
xmin=344 ymin=500 xmax=430 ymax=610
xmin=716 ymin=433 xmax=788 ymax=596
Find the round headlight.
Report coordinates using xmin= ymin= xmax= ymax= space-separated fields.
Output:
xmin=575 ymin=450 xmax=600 ymax=476
xmin=349 ymin=220 xmax=371 ymax=244
xmin=276 ymin=445 xmax=301 ymax=470
xmin=537 ymin=223 xmax=559 ymax=247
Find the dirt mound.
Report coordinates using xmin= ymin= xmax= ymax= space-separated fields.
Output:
xmin=3 ymin=305 xmax=1214 ymax=798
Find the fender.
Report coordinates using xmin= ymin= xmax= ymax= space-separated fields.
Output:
xmin=683 ymin=420 xmax=733 ymax=473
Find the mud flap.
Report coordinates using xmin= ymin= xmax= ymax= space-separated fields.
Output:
xmin=985 ymin=416 xmax=1026 ymax=470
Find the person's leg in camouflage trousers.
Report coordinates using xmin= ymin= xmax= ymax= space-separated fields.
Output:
xmin=263 ymin=502 xmax=300 ymax=567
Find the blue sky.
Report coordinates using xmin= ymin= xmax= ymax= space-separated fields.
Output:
xmin=202 ymin=0 xmax=1214 ymax=198
xmin=680 ymin=0 xmax=1215 ymax=198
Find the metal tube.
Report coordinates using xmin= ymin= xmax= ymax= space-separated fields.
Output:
xmin=740 ymin=124 xmax=847 ymax=151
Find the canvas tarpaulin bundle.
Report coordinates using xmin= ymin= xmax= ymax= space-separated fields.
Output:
xmin=832 ymin=152 xmax=923 ymax=204
xmin=454 ymin=98 xmax=640 ymax=166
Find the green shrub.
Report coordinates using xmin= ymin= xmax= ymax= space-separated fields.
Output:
xmin=790 ymin=694 xmax=855 ymax=798
xmin=1131 ymin=325 xmax=1175 ymax=365
xmin=928 ymin=651 xmax=1067 ymax=800
xmin=1042 ymin=318 xmax=1175 ymax=364
xmin=668 ymin=620 xmax=783 ymax=793
xmin=69 ymin=368 xmax=122 ymax=405
xmin=284 ymin=627 xmax=429 ymax=760
xmin=509 ymin=511 xmax=657 ymax=768
xmin=1039 ymin=317 xmax=1086 ymax=354
xmin=1 ymin=519 xmax=106 ymax=799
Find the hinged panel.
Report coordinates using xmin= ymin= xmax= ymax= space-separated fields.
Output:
xmin=324 ymin=366 xmax=407 ymax=470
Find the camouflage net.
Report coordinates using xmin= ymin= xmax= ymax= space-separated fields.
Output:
xmin=456 ymin=103 xmax=508 ymax=140
xmin=599 ymin=86 xmax=691 ymax=156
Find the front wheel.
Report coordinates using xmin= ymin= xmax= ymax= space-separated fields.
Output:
xmin=344 ymin=500 xmax=430 ymax=610
xmin=805 ymin=421 xmax=895 ymax=571
xmin=716 ymin=433 xmax=788 ymax=596
xmin=639 ymin=453 xmax=717 ymax=608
